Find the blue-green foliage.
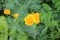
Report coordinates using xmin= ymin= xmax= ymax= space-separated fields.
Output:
xmin=0 ymin=0 xmax=60 ymax=40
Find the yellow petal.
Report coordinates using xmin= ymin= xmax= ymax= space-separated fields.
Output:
xmin=33 ymin=12 xmax=40 ymax=24
xmin=13 ymin=13 xmax=19 ymax=18
xmin=24 ymin=14 xmax=35 ymax=26
xmin=4 ymin=9 xmax=11 ymax=15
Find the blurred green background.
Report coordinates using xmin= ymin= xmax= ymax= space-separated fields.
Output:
xmin=0 ymin=0 xmax=60 ymax=40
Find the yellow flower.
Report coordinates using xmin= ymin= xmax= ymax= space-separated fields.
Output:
xmin=24 ymin=14 xmax=35 ymax=26
xmin=4 ymin=9 xmax=11 ymax=15
xmin=32 ymin=12 xmax=40 ymax=24
xmin=13 ymin=13 xmax=19 ymax=18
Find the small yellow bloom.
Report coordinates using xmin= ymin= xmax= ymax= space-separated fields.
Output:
xmin=13 ymin=13 xmax=19 ymax=18
xmin=4 ymin=9 xmax=11 ymax=15
xmin=32 ymin=12 xmax=40 ymax=24
xmin=24 ymin=14 xmax=35 ymax=26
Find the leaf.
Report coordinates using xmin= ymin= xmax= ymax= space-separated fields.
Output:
xmin=0 ymin=16 xmax=8 ymax=40
xmin=42 ymin=3 xmax=52 ymax=11
xmin=52 ymin=0 xmax=59 ymax=4
xmin=41 ymin=11 xmax=52 ymax=25
xmin=55 ymin=1 xmax=60 ymax=11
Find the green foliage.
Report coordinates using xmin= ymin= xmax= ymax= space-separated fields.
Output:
xmin=52 ymin=0 xmax=60 ymax=10
xmin=42 ymin=3 xmax=52 ymax=11
xmin=0 ymin=16 xmax=8 ymax=40
xmin=0 ymin=0 xmax=60 ymax=40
